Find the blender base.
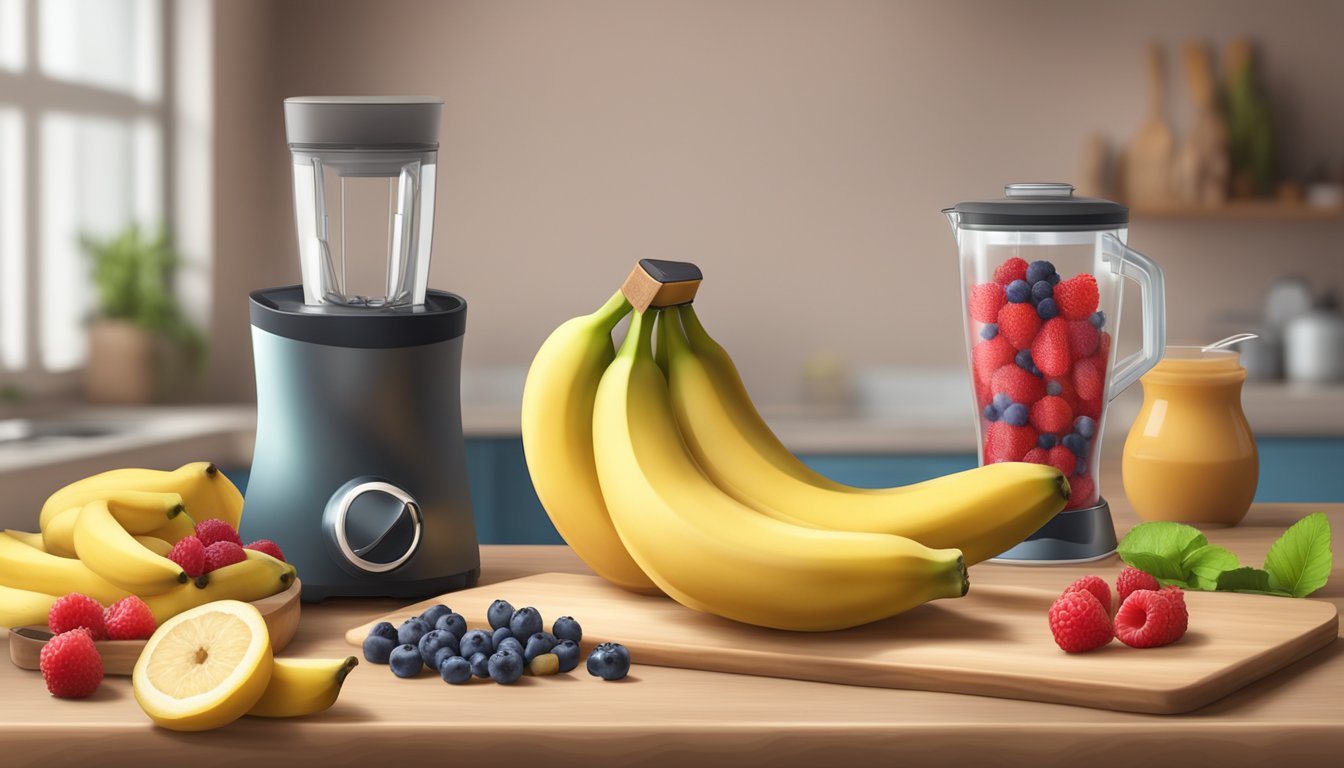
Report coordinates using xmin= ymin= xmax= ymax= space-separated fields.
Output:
xmin=990 ymin=497 xmax=1118 ymax=565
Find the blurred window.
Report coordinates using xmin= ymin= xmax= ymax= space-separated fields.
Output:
xmin=0 ymin=0 xmax=168 ymax=374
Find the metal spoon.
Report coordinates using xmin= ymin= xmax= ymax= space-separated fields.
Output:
xmin=1201 ymin=333 xmax=1259 ymax=352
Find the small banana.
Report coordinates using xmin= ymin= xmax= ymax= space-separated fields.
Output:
xmin=140 ymin=550 xmax=296 ymax=625
xmin=521 ymin=290 xmax=660 ymax=595
xmin=40 ymin=462 xmax=241 ymax=531
xmin=0 ymin=583 xmax=59 ymax=629
xmin=665 ymin=305 xmax=1069 ymax=565
xmin=0 ymin=529 xmax=133 ymax=604
xmin=247 ymin=657 xmax=359 ymax=718
xmin=73 ymin=500 xmax=189 ymax=595
xmin=43 ymin=492 xmax=193 ymax=556
xmin=1 ymin=529 xmax=49 ymax=552
xmin=594 ymin=309 xmax=967 ymax=631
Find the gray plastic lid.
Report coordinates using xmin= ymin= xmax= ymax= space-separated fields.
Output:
xmin=284 ymin=96 xmax=443 ymax=150
xmin=947 ymin=183 xmax=1129 ymax=231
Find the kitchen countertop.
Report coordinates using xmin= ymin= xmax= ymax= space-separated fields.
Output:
xmin=2 ymin=495 xmax=1340 ymax=766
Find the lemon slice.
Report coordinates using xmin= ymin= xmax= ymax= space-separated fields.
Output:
xmin=133 ymin=600 xmax=273 ymax=731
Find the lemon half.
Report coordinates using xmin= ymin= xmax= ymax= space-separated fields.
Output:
xmin=133 ymin=600 xmax=273 ymax=731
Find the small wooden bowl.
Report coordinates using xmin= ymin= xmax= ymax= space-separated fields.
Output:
xmin=7 ymin=578 xmax=302 ymax=676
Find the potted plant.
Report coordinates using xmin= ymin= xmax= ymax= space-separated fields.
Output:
xmin=80 ymin=224 xmax=203 ymax=404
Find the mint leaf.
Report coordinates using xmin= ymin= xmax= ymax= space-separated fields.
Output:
xmin=1264 ymin=513 xmax=1333 ymax=598
xmin=1122 ymin=550 xmax=1188 ymax=584
xmin=1216 ymin=566 xmax=1272 ymax=592
xmin=1183 ymin=544 xmax=1241 ymax=590
xmin=1118 ymin=522 xmax=1209 ymax=584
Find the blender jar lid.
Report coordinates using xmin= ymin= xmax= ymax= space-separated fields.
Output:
xmin=948 ymin=183 xmax=1129 ymax=231
xmin=284 ymin=96 xmax=442 ymax=150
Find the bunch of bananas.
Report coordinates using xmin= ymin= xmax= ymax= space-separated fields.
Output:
xmin=522 ymin=261 xmax=1071 ymax=631
xmin=1 ymin=463 xmax=294 ymax=629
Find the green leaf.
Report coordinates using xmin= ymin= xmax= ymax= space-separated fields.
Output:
xmin=1264 ymin=513 xmax=1333 ymax=598
xmin=1216 ymin=566 xmax=1272 ymax=593
xmin=1118 ymin=522 xmax=1209 ymax=583
xmin=1183 ymin=544 xmax=1241 ymax=590
xmin=1122 ymin=550 xmax=1188 ymax=584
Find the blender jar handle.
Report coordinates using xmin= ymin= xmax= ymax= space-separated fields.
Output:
xmin=1101 ymin=233 xmax=1166 ymax=399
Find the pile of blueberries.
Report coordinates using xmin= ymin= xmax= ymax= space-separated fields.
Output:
xmin=362 ymin=599 xmax=631 ymax=685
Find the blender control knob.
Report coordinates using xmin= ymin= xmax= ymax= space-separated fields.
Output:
xmin=323 ymin=478 xmax=422 ymax=574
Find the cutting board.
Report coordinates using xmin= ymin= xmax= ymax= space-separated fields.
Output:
xmin=346 ymin=572 xmax=1337 ymax=715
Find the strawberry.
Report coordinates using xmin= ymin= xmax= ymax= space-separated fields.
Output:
xmin=991 ymin=364 xmax=1045 ymax=406
xmin=1066 ymin=320 xmax=1099 ymax=358
xmin=997 ymin=303 xmax=1041 ymax=350
xmin=1047 ymin=445 xmax=1077 ymax=477
xmin=1022 ymin=447 xmax=1049 ymax=464
xmin=994 ymin=257 xmax=1029 ymax=286
xmin=1029 ymin=395 xmax=1073 ymax=434
xmin=1055 ymin=274 xmax=1099 ymax=320
xmin=985 ymin=422 xmax=1038 ymax=463
xmin=969 ymin=283 xmax=1006 ymax=324
xmin=1078 ymin=397 xmax=1102 ymax=421
xmin=1031 ymin=318 xmax=1072 ymax=378
xmin=1066 ymin=472 xmax=1095 ymax=509
xmin=1073 ymin=356 xmax=1104 ymax=400
xmin=972 ymin=336 xmax=1016 ymax=394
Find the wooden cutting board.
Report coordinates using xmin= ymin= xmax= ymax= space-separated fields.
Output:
xmin=345 ymin=572 xmax=1337 ymax=715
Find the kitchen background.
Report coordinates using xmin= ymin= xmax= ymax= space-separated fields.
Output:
xmin=2 ymin=0 xmax=1343 ymax=540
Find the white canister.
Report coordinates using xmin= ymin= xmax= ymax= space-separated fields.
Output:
xmin=1285 ymin=309 xmax=1344 ymax=383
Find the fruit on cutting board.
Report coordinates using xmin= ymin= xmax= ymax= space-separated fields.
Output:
xmin=1047 ymin=571 xmax=1189 ymax=653
xmin=593 ymin=308 xmax=968 ymax=631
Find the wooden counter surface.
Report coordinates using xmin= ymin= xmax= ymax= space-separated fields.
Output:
xmin=2 ymin=500 xmax=1341 ymax=767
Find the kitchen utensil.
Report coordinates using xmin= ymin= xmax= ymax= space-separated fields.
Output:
xmin=1285 ymin=298 xmax=1344 ymax=383
xmin=1224 ymin=38 xmax=1274 ymax=198
xmin=945 ymin=183 xmax=1166 ymax=562
xmin=1264 ymin=277 xmax=1313 ymax=328
xmin=1174 ymin=42 xmax=1229 ymax=206
xmin=1123 ymin=348 xmax=1258 ymax=526
xmin=1126 ymin=44 xmax=1174 ymax=207
xmin=1202 ymin=332 xmax=1259 ymax=352
xmin=7 ymin=578 xmax=301 ymax=675
xmin=242 ymin=97 xmax=479 ymax=601
xmin=345 ymin=572 xmax=1337 ymax=715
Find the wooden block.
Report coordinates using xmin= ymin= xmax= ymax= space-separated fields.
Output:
xmin=621 ymin=259 xmax=702 ymax=312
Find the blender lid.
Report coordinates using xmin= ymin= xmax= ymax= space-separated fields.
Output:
xmin=948 ymin=183 xmax=1129 ymax=231
xmin=284 ymin=96 xmax=442 ymax=150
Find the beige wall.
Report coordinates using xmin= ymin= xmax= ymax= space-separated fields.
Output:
xmin=208 ymin=0 xmax=1344 ymax=404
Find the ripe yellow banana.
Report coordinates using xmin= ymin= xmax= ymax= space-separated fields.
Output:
xmin=73 ymin=500 xmax=189 ymax=595
xmin=135 ymin=535 xmax=174 ymax=557
xmin=0 ymin=528 xmax=133 ymax=604
xmin=40 ymin=462 xmax=242 ymax=531
xmin=664 ymin=305 xmax=1069 ymax=565
xmin=43 ymin=491 xmax=193 ymax=556
xmin=2 ymin=529 xmax=48 ymax=552
xmin=0 ymin=583 xmax=59 ymax=628
xmin=593 ymin=309 xmax=968 ymax=631
xmin=521 ymin=290 xmax=660 ymax=595
xmin=247 ymin=656 xmax=359 ymax=718
xmin=140 ymin=550 xmax=296 ymax=625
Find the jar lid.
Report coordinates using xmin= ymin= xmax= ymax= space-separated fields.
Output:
xmin=284 ymin=96 xmax=442 ymax=150
xmin=947 ymin=183 xmax=1129 ymax=231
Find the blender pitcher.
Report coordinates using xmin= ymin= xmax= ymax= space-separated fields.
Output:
xmin=944 ymin=183 xmax=1165 ymax=562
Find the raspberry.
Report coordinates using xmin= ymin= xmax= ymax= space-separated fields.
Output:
xmin=1115 ymin=566 xmax=1160 ymax=604
xmin=985 ymin=422 xmax=1038 ymax=463
xmin=1047 ymin=445 xmax=1077 ymax=477
xmin=1055 ymin=274 xmax=1099 ymax=320
xmin=991 ymin=364 xmax=1045 ymax=406
xmin=1066 ymin=320 xmax=1100 ymax=358
xmin=48 ymin=593 xmax=107 ymax=640
xmin=1023 ymin=447 xmax=1049 ymax=464
xmin=1048 ymin=590 xmax=1113 ymax=653
xmin=195 ymin=519 xmax=242 ymax=548
xmin=972 ymin=336 xmax=1016 ymax=392
xmin=1073 ymin=356 xmax=1103 ymax=400
xmin=244 ymin=539 xmax=286 ymax=562
xmin=167 ymin=536 xmax=206 ymax=578
xmin=996 ymin=303 xmax=1041 ymax=350
xmin=40 ymin=628 xmax=103 ymax=698
xmin=1031 ymin=318 xmax=1072 ymax=378
xmin=1114 ymin=589 xmax=1186 ymax=648
xmin=1160 ymin=586 xmax=1190 ymax=637
xmin=203 ymin=541 xmax=247 ymax=572
xmin=1063 ymin=575 xmax=1113 ymax=614
xmin=1066 ymin=473 xmax=1095 ymax=509
xmin=994 ymin=257 xmax=1029 ymax=286
xmin=969 ymin=282 xmax=1006 ymax=324
xmin=1029 ymin=395 xmax=1073 ymax=434
xmin=103 ymin=596 xmax=156 ymax=640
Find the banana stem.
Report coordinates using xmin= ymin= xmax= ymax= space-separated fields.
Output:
xmin=621 ymin=308 xmax=658 ymax=360
xmin=592 ymin=290 xmax=634 ymax=332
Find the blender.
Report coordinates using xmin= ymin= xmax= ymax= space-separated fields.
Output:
xmin=944 ymin=183 xmax=1166 ymax=562
xmin=241 ymin=97 xmax=480 ymax=601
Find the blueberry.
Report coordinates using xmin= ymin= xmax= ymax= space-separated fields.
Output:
xmin=1074 ymin=416 xmax=1097 ymax=439
xmin=1062 ymin=433 xmax=1088 ymax=457
xmin=979 ymin=323 xmax=998 ymax=340
xmin=551 ymin=639 xmax=581 ymax=673
xmin=992 ymin=393 xmax=1012 ymax=412
xmin=1031 ymin=280 xmax=1053 ymax=303
xmin=982 ymin=404 xmax=1000 ymax=422
xmin=1015 ymin=349 xmax=1035 ymax=371
xmin=418 ymin=604 xmax=451 ymax=628
xmin=1037 ymin=433 xmax=1058 ymax=450
xmin=1045 ymin=380 xmax=1063 ymax=396
xmin=418 ymin=629 xmax=459 ymax=671
xmin=435 ymin=612 xmax=467 ymax=639
xmin=389 ymin=644 xmax=423 ymax=678
xmin=431 ymin=645 xmax=459 ymax=670
xmin=1026 ymin=260 xmax=1056 ymax=284
xmin=509 ymin=607 xmax=543 ymax=640
xmin=1047 ymin=272 xmax=1061 ymax=285
xmin=363 ymin=634 xmax=396 ymax=664
xmin=469 ymin=652 xmax=491 ymax=679
xmin=397 ymin=617 xmax=431 ymax=647
xmin=524 ymin=632 xmax=558 ymax=663
xmin=1005 ymin=279 xmax=1031 ymax=304
xmin=368 ymin=621 xmax=398 ymax=641
xmin=491 ymin=626 xmax=513 ymax=650
xmin=552 ymin=616 xmax=582 ymax=644
xmin=459 ymin=629 xmax=493 ymax=659
xmin=1036 ymin=297 xmax=1059 ymax=320
xmin=496 ymin=636 xmax=525 ymax=658
xmin=586 ymin=642 xmax=631 ymax=681
xmin=1090 ymin=310 xmax=1105 ymax=329
xmin=1001 ymin=403 xmax=1029 ymax=427
xmin=438 ymin=655 xmax=472 ymax=685
xmin=487 ymin=599 xmax=515 ymax=631
xmin=488 ymin=649 xmax=525 ymax=685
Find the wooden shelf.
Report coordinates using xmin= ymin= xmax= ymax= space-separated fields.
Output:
xmin=1128 ymin=200 xmax=1344 ymax=220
